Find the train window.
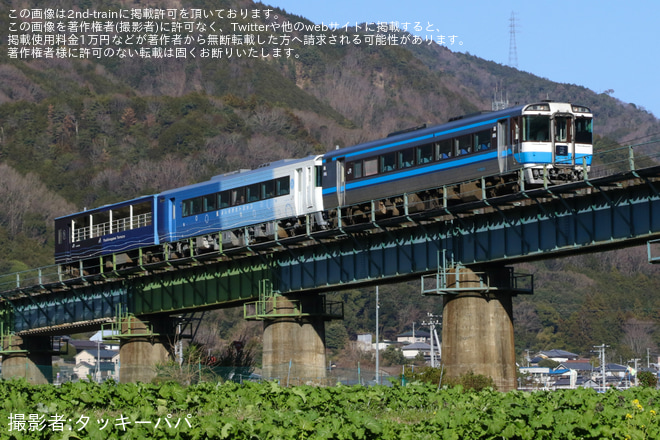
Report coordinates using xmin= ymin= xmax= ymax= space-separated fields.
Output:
xmin=380 ymin=152 xmax=397 ymax=173
xmin=262 ymin=180 xmax=275 ymax=199
xmin=72 ymin=215 xmax=91 ymax=241
xmin=456 ymin=134 xmax=472 ymax=155
xmin=437 ymin=139 xmax=452 ymax=159
xmin=511 ymin=117 xmax=521 ymax=143
xmin=247 ymin=183 xmax=261 ymax=203
xmin=523 ymin=116 xmax=550 ymax=142
xmin=352 ymin=161 xmax=363 ymax=179
xmin=417 ymin=144 xmax=433 ymax=164
xmin=398 ymin=149 xmax=415 ymax=169
xmin=219 ymin=191 xmax=230 ymax=209
xmin=112 ymin=207 xmax=129 ymax=232
xmin=203 ymin=194 xmax=217 ymax=212
xmin=364 ymin=158 xmax=378 ymax=176
xmin=346 ymin=162 xmax=358 ymax=180
xmin=193 ymin=198 xmax=203 ymax=215
xmin=575 ymin=117 xmax=593 ymax=144
xmin=315 ymin=166 xmax=323 ymax=187
xmin=134 ymin=202 xmax=153 ymax=228
xmin=93 ymin=211 xmax=110 ymax=236
xmin=474 ymin=129 xmax=492 ymax=151
xmin=231 ymin=187 xmax=245 ymax=206
xmin=276 ymin=176 xmax=290 ymax=196
xmin=554 ymin=117 xmax=571 ymax=142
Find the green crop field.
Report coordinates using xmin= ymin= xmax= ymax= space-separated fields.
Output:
xmin=1 ymin=379 xmax=659 ymax=439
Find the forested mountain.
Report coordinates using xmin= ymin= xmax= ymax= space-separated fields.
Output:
xmin=1 ymin=0 xmax=659 ymax=363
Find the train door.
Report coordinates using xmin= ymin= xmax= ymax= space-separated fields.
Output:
xmin=305 ymin=166 xmax=314 ymax=209
xmin=552 ymin=114 xmax=575 ymax=166
xmin=54 ymin=219 xmax=72 ymax=263
xmin=497 ymin=119 xmax=509 ymax=173
xmin=336 ymin=158 xmax=346 ymax=206
xmin=510 ymin=117 xmax=521 ymax=162
xmin=295 ymin=167 xmax=303 ymax=214
xmin=157 ymin=197 xmax=177 ymax=242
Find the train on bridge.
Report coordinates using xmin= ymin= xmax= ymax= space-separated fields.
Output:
xmin=55 ymin=101 xmax=593 ymax=272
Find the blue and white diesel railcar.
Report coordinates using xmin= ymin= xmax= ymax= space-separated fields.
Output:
xmin=157 ymin=154 xmax=325 ymax=250
xmin=321 ymin=101 xmax=593 ymax=208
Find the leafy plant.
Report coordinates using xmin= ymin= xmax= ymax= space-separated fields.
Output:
xmin=4 ymin=379 xmax=660 ymax=439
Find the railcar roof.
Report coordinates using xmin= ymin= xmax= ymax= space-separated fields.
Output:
xmin=157 ymin=154 xmax=323 ymax=197
xmin=55 ymin=194 xmax=157 ymax=220
xmin=323 ymin=105 xmax=526 ymax=161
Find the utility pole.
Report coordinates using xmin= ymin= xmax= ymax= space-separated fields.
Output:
xmin=96 ymin=338 xmax=101 ymax=383
xmin=422 ymin=313 xmax=441 ymax=368
xmin=593 ymin=344 xmax=609 ymax=391
xmin=375 ymin=286 xmax=380 ymax=385
xmin=631 ymin=358 xmax=641 ymax=387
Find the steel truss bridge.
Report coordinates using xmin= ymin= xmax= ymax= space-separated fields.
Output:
xmin=1 ymin=144 xmax=660 ymax=336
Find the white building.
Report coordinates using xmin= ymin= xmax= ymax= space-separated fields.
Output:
xmin=397 ymin=330 xmax=430 ymax=345
xmin=73 ymin=349 xmax=119 ymax=381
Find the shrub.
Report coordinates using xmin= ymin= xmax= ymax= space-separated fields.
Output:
xmin=638 ymin=371 xmax=659 ymax=388
xmin=442 ymin=370 xmax=498 ymax=392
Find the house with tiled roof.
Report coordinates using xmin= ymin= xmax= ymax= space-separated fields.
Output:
xmin=397 ymin=330 xmax=431 ymax=345
xmin=558 ymin=360 xmax=596 ymax=373
xmin=401 ymin=342 xmax=432 ymax=359
xmin=552 ymin=375 xmax=599 ymax=390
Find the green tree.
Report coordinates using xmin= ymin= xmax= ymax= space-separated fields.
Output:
xmin=382 ymin=345 xmax=406 ymax=366
xmin=325 ymin=321 xmax=349 ymax=355
xmin=537 ymin=358 xmax=561 ymax=369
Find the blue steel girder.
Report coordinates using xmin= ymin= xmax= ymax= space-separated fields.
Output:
xmin=274 ymin=171 xmax=660 ymax=293
xmin=5 ymin=281 xmax=127 ymax=333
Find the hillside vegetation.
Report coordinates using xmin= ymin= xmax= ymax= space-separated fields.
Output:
xmin=1 ymin=0 xmax=659 ymax=361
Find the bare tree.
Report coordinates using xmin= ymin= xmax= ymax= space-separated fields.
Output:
xmin=0 ymin=163 xmax=75 ymax=236
xmin=248 ymin=106 xmax=289 ymax=134
xmin=622 ymin=318 xmax=657 ymax=358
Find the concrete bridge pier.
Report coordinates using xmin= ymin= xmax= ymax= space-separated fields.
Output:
xmin=118 ymin=315 xmax=174 ymax=383
xmin=259 ymin=293 xmax=340 ymax=383
xmin=441 ymin=266 xmax=519 ymax=392
xmin=1 ymin=334 xmax=52 ymax=384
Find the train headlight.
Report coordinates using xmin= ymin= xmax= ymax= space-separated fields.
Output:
xmin=571 ymin=105 xmax=591 ymax=113
xmin=526 ymin=103 xmax=550 ymax=112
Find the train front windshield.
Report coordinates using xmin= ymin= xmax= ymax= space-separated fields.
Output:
xmin=523 ymin=115 xmax=550 ymax=142
xmin=575 ymin=117 xmax=593 ymax=144
xmin=522 ymin=115 xmax=593 ymax=144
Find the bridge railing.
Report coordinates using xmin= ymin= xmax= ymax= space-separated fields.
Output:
xmin=0 ymin=265 xmax=64 ymax=293
xmin=589 ymin=140 xmax=660 ymax=178
xmin=420 ymin=266 xmax=534 ymax=296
